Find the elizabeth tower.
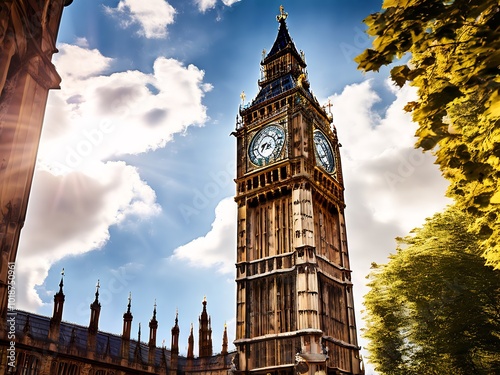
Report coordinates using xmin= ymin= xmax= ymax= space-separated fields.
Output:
xmin=233 ymin=8 xmax=364 ymax=375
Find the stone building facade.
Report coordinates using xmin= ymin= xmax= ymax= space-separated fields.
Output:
xmin=3 ymin=278 xmax=232 ymax=375
xmin=232 ymin=7 xmax=364 ymax=375
xmin=0 ymin=0 xmax=73 ymax=333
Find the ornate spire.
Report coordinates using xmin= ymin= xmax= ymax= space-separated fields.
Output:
xmin=199 ymin=297 xmax=213 ymax=357
xmin=265 ymin=7 xmax=302 ymax=64
xmin=58 ymin=268 xmax=65 ymax=294
xmin=171 ymin=308 xmax=180 ymax=356
xmin=222 ymin=322 xmax=228 ymax=355
xmin=171 ymin=309 xmax=180 ymax=366
xmin=89 ymin=280 xmax=101 ymax=335
xmin=93 ymin=279 xmax=100 ymax=305
xmin=51 ymin=268 xmax=66 ymax=327
xmin=122 ymin=293 xmax=133 ymax=343
xmin=134 ymin=324 xmax=144 ymax=364
xmin=187 ymin=323 xmax=194 ymax=359
xmin=149 ymin=300 xmax=158 ymax=350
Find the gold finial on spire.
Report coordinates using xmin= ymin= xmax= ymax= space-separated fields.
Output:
xmin=277 ymin=5 xmax=288 ymax=22
xmin=240 ymin=91 xmax=246 ymax=104
xmin=325 ymin=99 xmax=333 ymax=114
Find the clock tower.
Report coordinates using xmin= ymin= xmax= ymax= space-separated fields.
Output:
xmin=233 ymin=7 xmax=364 ymax=375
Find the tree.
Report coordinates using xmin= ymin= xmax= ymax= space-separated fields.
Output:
xmin=364 ymin=206 xmax=500 ymax=374
xmin=355 ymin=0 xmax=500 ymax=268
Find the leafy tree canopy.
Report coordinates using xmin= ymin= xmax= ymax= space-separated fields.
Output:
xmin=364 ymin=206 xmax=500 ymax=374
xmin=355 ymin=0 xmax=500 ymax=268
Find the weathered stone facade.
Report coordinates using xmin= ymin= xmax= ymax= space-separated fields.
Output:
xmin=0 ymin=0 xmax=73 ymax=333
xmin=232 ymin=8 xmax=364 ymax=375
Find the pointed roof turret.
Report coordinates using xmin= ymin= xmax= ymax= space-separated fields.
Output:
xmin=187 ymin=323 xmax=194 ymax=359
xmin=170 ymin=309 xmax=180 ymax=368
xmin=92 ymin=279 xmax=100 ymax=306
xmin=199 ymin=296 xmax=213 ymax=357
xmin=51 ymin=268 xmax=65 ymax=326
xmin=121 ymin=293 xmax=133 ymax=359
xmin=88 ymin=280 xmax=101 ymax=335
xmin=263 ymin=6 xmax=305 ymax=66
xmin=171 ymin=309 xmax=180 ymax=352
xmin=126 ymin=292 xmax=132 ymax=313
xmin=123 ymin=292 xmax=133 ymax=326
xmin=58 ymin=268 xmax=65 ymax=294
xmin=148 ymin=301 xmax=158 ymax=349
xmin=222 ymin=322 xmax=228 ymax=355
xmin=134 ymin=323 xmax=144 ymax=364
xmin=242 ymin=6 xmax=311 ymax=110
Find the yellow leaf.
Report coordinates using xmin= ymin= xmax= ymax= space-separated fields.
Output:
xmin=485 ymin=90 xmax=500 ymax=119
xmin=490 ymin=189 xmax=500 ymax=204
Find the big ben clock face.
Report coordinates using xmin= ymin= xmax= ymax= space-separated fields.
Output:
xmin=248 ymin=124 xmax=285 ymax=166
xmin=313 ymin=129 xmax=335 ymax=173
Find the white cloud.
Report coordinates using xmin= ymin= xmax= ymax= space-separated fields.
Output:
xmin=194 ymin=0 xmax=240 ymax=13
xmin=330 ymin=79 xmax=449 ymax=231
xmin=104 ymin=0 xmax=176 ymax=39
xmin=221 ymin=0 xmax=241 ymax=6
xmin=17 ymin=43 xmax=212 ymax=311
xmin=329 ymin=80 xmax=450 ymax=371
xmin=74 ymin=37 xmax=89 ymax=48
xmin=55 ymin=44 xmax=113 ymax=80
xmin=195 ymin=0 xmax=217 ymax=13
xmin=17 ymin=163 xmax=160 ymax=310
xmin=39 ymin=44 xmax=211 ymax=172
xmin=171 ymin=197 xmax=236 ymax=273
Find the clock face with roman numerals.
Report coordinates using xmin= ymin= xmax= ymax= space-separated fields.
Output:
xmin=313 ymin=129 xmax=335 ymax=173
xmin=248 ymin=124 xmax=285 ymax=166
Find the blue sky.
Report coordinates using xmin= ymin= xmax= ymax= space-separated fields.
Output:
xmin=16 ymin=1 xmax=450 ymax=373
